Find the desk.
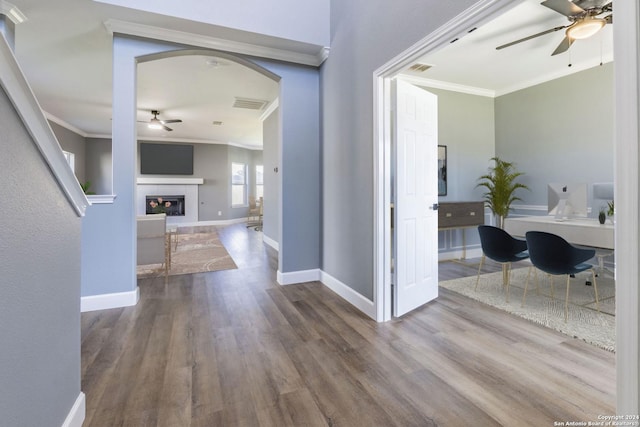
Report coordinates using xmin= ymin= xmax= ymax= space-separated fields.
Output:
xmin=504 ymin=216 xmax=614 ymax=250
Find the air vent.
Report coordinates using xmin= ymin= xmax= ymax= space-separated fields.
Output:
xmin=232 ymin=97 xmax=268 ymax=110
xmin=409 ymin=63 xmax=432 ymax=73
xmin=212 ymin=121 xmax=223 ymax=126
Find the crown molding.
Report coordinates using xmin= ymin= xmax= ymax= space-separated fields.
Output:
xmin=399 ymin=75 xmax=496 ymax=98
xmin=104 ymin=19 xmax=329 ymax=67
xmin=260 ymin=98 xmax=279 ymax=122
xmin=136 ymin=135 xmax=262 ymax=150
xmin=44 ymin=112 xmax=88 ymax=137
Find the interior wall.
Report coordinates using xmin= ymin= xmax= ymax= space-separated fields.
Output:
xmin=85 ymin=137 xmax=113 ymax=194
xmin=50 ymin=121 xmax=86 ymax=184
xmin=1 ymin=87 xmax=81 ymax=426
xmin=322 ymin=0 xmax=478 ymax=300
xmin=495 ymin=62 xmax=614 ymax=215
xmin=416 ymin=86 xmax=496 ymax=253
xmin=262 ymin=107 xmax=280 ymax=245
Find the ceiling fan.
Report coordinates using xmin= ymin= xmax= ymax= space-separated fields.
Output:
xmin=139 ymin=110 xmax=182 ymax=131
xmin=496 ymin=0 xmax=612 ymax=56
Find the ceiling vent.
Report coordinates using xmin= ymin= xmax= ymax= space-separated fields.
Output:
xmin=409 ymin=63 xmax=432 ymax=73
xmin=212 ymin=121 xmax=223 ymax=126
xmin=232 ymin=97 xmax=268 ymax=110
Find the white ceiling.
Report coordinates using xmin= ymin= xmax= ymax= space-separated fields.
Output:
xmin=7 ymin=0 xmax=613 ymax=149
xmin=402 ymin=0 xmax=613 ymax=96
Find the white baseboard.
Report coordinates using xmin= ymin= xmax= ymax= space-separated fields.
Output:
xmin=262 ymin=234 xmax=279 ymax=251
xmin=277 ymin=269 xmax=321 ymax=285
xmin=439 ymin=247 xmax=483 ymax=262
xmin=81 ymin=287 xmax=139 ymax=312
xmin=320 ymin=271 xmax=376 ymax=320
xmin=61 ymin=392 xmax=85 ymax=427
xmin=173 ymin=218 xmax=249 ymax=227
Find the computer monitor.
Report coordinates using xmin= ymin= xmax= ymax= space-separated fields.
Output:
xmin=548 ymin=183 xmax=588 ymax=220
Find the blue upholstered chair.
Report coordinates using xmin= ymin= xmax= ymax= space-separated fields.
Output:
xmin=525 ymin=231 xmax=600 ymax=322
xmin=476 ymin=225 xmax=529 ymax=302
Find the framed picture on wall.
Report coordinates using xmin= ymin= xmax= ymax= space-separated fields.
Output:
xmin=438 ymin=145 xmax=447 ymax=196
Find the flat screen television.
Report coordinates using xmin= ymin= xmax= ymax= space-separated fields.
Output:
xmin=548 ymin=183 xmax=588 ymax=220
xmin=140 ymin=143 xmax=194 ymax=175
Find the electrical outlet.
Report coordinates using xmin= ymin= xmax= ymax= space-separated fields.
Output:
xmin=218 ymin=211 xmax=222 ymax=216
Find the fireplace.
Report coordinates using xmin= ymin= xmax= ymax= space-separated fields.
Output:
xmin=146 ymin=195 xmax=185 ymax=216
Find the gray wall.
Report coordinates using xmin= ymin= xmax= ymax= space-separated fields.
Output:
xmin=322 ymin=0 xmax=478 ymax=299
xmin=1 ymin=88 xmax=81 ymax=425
xmin=262 ymin=107 xmax=280 ymax=244
xmin=495 ymin=63 xmax=614 ymax=216
xmin=50 ymin=120 xmax=86 ymax=184
xmin=86 ymin=137 xmax=113 ymax=194
xmin=419 ymin=87 xmax=496 ymax=253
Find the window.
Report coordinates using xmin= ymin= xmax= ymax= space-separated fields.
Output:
xmin=256 ymin=165 xmax=264 ymax=200
xmin=62 ymin=150 xmax=75 ymax=172
xmin=231 ymin=162 xmax=247 ymax=207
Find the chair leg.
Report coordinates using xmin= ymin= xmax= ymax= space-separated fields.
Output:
xmin=505 ymin=263 xmax=511 ymax=303
xmin=565 ymin=275 xmax=571 ymax=322
xmin=475 ymin=255 xmax=485 ymax=291
xmin=591 ymin=269 xmax=600 ymax=313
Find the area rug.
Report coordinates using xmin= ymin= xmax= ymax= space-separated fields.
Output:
xmin=439 ymin=268 xmax=616 ymax=352
xmin=137 ymin=230 xmax=237 ymax=278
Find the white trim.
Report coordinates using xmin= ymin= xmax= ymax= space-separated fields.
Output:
xmin=103 ymin=19 xmax=329 ymax=67
xmin=373 ymin=0 xmax=523 ymax=323
xmin=136 ymin=177 xmax=204 ymax=185
xmin=136 ymin=135 xmax=263 ymax=150
xmin=276 ymin=268 xmax=321 ymax=285
xmin=61 ymin=392 xmax=85 ymax=427
xmin=262 ymin=234 xmax=279 ymax=251
xmin=260 ymin=98 xmax=279 ymax=122
xmin=614 ymin=0 xmax=640 ymax=414
xmin=320 ymin=271 xmax=376 ymax=320
xmin=81 ymin=287 xmax=139 ymax=312
xmin=0 ymin=1 xmax=26 ymax=24
xmin=174 ymin=218 xmax=248 ymax=227
xmin=438 ymin=247 xmax=483 ymax=262
xmin=87 ymin=194 xmax=116 ymax=204
xmin=399 ymin=75 xmax=495 ymax=98
xmin=0 ymin=35 xmax=88 ymax=217
xmin=44 ymin=111 xmax=88 ymax=137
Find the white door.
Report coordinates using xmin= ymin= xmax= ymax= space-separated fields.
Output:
xmin=393 ymin=79 xmax=439 ymax=317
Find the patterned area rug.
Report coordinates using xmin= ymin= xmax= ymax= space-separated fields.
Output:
xmin=137 ymin=230 xmax=237 ymax=278
xmin=440 ymin=267 xmax=615 ymax=352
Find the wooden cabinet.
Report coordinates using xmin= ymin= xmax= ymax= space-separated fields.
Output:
xmin=438 ymin=201 xmax=485 ymax=229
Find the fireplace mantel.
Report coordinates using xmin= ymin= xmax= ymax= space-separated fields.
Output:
xmin=137 ymin=177 xmax=204 ymax=185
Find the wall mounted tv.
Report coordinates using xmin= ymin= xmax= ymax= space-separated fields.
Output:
xmin=140 ymin=143 xmax=194 ymax=175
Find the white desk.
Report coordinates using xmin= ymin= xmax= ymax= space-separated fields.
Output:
xmin=504 ymin=216 xmax=614 ymax=249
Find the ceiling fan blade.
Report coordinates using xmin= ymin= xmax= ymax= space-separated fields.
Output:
xmin=541 ymin=0 xmax=586 ymax=17
xmin=496 ymin=25 xmax=568 ymax=50
xmin=551 ymin=36 xmax=575 ymax=56
xmin=160 ymin=119 xmax=182 ymax=124
xmin=162 ymin=124 xmax=173 ymax=132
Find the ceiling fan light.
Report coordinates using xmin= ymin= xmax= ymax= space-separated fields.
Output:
xmin=148 ymin=122 xmax=163 ymax=130
xmin=566 ymin=17 xmax=606 ymax=40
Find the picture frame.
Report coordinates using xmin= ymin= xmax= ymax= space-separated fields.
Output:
xmin=438 ymin=145 xmax=447 ymax=196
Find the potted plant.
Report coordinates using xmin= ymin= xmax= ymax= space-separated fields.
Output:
xmin=607 ymin=200 xmax=614 ymax=224
xmin=476 ymin=157 xmax=529 ymax=229
xmin=598 ymin=206 xmax=607 ymax=224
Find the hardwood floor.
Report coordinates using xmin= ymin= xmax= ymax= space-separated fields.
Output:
xmin=81 ymin=224 xmax=615 ymax=426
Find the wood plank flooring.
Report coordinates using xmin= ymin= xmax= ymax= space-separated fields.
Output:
xmin=81 ymin=224 xmax=615 ymax=426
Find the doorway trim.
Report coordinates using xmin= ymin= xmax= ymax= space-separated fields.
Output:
xmin=373 ymin=0 xmax=522 ymax=322
xmin=373 ymin=0 xmax=639 ymax=412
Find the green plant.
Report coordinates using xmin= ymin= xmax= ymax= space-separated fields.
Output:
xmin=476 ymin=157 xmax=529 ymax=228
xmin=81 ymin=180 xmax=95 ymax=195
xmin=607 ymin=200 xmax=614 ymax=217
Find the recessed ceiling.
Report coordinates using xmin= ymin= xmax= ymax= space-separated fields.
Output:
xmin=402 ymin=0 xmax=614 ymax=96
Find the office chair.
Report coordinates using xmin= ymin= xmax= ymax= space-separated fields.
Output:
xmin=476 ymin=225 xmax=529 ymax=303
xmin=525 ymin=231 xmax=600 ymax=322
